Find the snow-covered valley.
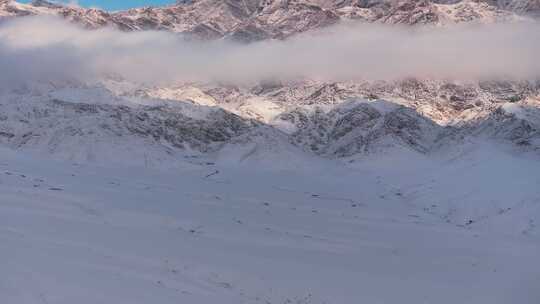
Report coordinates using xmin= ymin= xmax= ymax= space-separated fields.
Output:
xmin=1 ymin=142 xmax=539 ymax=303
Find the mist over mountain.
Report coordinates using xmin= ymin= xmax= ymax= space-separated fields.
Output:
xmin=1 ymin=0 xmax=538 ymax=162
xmin=1 ymin=16 xmax=539 ymax=87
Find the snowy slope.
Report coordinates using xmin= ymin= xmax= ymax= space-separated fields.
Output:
xmin=1 ymin=144 xmax=539 ymax=304
xmin=0 ymin=84 xmax=262 ymax=166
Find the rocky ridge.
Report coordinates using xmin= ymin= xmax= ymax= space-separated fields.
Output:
xmin=1 ymin=0 xmax=536 ymax=41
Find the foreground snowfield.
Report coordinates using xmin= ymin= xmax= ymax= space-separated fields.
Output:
xmin=1 ymin=144 xmax=539 ymax=304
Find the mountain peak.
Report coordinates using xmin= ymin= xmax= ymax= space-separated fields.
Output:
xmin=31 ymin=0 xmax=62 ymax=8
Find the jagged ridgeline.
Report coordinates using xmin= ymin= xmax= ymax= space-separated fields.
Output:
xmin=1 ymin=0 xmax=539 ymax=41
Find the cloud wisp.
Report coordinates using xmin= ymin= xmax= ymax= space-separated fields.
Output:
xmin=1 ymin=16 xmax=539 ymax=88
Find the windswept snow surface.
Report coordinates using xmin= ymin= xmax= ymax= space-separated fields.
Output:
xmin=1 ymin=145 xmax=539 ymax=304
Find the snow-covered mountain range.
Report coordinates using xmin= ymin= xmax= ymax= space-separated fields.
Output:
xmin=1 ymin=0 xmax=539 ymax=40
xmin=0 ymin=0 xmax=538 ymax=165
xmin=0 ymin=77 xmax=538 ymax=166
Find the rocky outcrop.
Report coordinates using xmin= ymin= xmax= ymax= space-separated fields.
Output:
xmin=274 ymin=101 xmax=444 ymax=157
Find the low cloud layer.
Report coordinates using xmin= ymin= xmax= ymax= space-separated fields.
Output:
xmin=1 ymin=16 xmax=540 ymax=87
